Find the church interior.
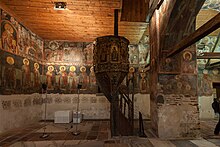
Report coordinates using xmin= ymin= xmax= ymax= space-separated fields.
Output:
xmin=0 ymin=0 xmax=220 ymax=146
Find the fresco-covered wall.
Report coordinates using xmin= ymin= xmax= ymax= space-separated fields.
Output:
xmin=197 ymin=36 xmax=220 ymax=96
xmin=0 ymin=8 xmax=151 ymax=95
xmin=0 ymin=9 xmax=44 ymax=94
xmin=43 ymin=40 xmax=150 ymax=94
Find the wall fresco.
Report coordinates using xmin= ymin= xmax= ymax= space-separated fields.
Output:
xmin=182 ymin=50 xmax=197 ymax=74
xmin=0 ymin=50 xmax=43 ymax=94
xmin=202 ymin=0 xmax=220 ymax=12
xmin=197 ymin=68 xmax=220 ymax=96
xmin=44 ymin=41 xmax=93 ymax=65
xmin=196 ymin=35 xmax=220 ymax=96
xmin=159 ymin=56 xmax=181 ymax=73
xmin=128 ymin=35 xmax=150 ymax=65
xmin=158 ymin=74 xmax=197 ymax=96
xmin=44 ymin=40 xmax=150 ymax=94
xmin=0 ymin=9 xmax=44 ymax=94
xmin=44 ymin=65 xmax=96 ymax=93
xmin=197 ymin=36 xmax=219 ymax=65
xmin=0 ymin=8 xmax=151 ymax=95
xmin=0 ymin=10 xmax=44 ymax=61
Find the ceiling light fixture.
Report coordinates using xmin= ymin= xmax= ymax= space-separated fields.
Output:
xmin=54 ymin=2 xmax=67 ymax=10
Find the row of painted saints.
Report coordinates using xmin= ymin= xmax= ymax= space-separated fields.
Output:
xmin=3 ymin=57 xmax=40 ymax=90
xmin=46 ymin=65 xmax=96 ymax=91
xmin=2 ymin=56 xmax=149 ymax=93
xmin=2 ymin=56 xmax=97 ymax=92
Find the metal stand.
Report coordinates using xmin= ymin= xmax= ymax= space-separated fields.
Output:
xmin=40 ymin=84 xmax=49 ymax=139
xmin=72 ymin=84 xmax=81 ymax=136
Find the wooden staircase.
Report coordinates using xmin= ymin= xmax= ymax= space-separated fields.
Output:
xmin=117 ymin=77 xmax=134 ymax=136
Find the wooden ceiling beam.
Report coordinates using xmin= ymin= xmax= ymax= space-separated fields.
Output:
xmin=167 ymin=13 xmax=220 ymax=58
xmin=197 ymin=52 xmax=220 ymax=59
xmin=4 ymin=0 xmax=121 ymax=8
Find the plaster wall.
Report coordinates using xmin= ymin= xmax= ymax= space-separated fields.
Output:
xmin=0 ymin=94 xmax=42 ymax=134
xmin=44 ymin=93 xmax=150 ymax=120
xmin=199 ymin=96 xmax=215 ymax=119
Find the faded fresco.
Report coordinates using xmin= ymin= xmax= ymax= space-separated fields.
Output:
xmin=158 ymin=74 xmax=197 ymax=96
xmin=197 ymin=68 xmax=220 ymax=96
xmin=129 ymin=35 xmax=150 ymax=65
xmin=0 ymin=9 xmax=44 ymax=94
xmin=197 ymin=36 xmax=219 ymax=65
xmin=159 ymin=56 xmax=181 ymax=73
xmin=182 ymin=50 xmax=197 ymax=74
xmin=196 ymin=35 xmax=220 ymax=96
xmin=0 ymin=50 xmax=43 ymax=94
xmin=44 ymin=41 xmax=93 ymax=65
xmin=202 ymin=0 xmax=220 ymax=12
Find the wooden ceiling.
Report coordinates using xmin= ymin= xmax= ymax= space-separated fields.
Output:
xmin=196 ymin=9 xmax=220 ymax=36
xmin=0 ymin=0 xmax=218 ymax=44
xmin=0 ymin=0 xmax=148 ymax=44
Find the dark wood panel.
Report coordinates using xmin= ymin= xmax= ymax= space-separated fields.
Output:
xmin=121 ymin=0 xmax=149 ymax=22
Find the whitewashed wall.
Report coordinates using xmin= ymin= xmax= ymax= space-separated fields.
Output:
xmin=0 ymin=94 xmax=43 ymax=134
xmin=0 ymin=93 xmax=150 ymax=134
xmin=199 ymin=96 xmax=215 ymax=119
xmin=44 ymin=93 xmax=150 ymax=120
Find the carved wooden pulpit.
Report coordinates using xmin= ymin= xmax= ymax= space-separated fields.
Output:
xmin=93 ymin=35 xmax=130 ymax=136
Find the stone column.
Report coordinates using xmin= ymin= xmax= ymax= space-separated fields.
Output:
xmin=149 ymin=0 xmax=201 ymax=138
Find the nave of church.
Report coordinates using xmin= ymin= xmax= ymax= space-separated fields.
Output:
xmin=0 ymin=0 xmax=220 ymax=146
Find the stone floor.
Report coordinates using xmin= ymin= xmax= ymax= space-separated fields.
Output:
xmin=0 ymin=119 xmax=220 ymax=147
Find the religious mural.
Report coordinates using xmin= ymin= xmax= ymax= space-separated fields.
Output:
xmin=197 ymin=36 xmax=219 ymax=65
xmin=128 ymin=41 xmax=150 ymax=65
xmin=182 ymin=50 xmax=196 ymax=74
xmin=0 ymin=50 xmax=43 ymax=94
xmin=202 ymin=0 xmax=220 ymax=12
xmin=196 ymin=35 xmax=220 ymax=96
xmin=44 ymin=65 xmax=97 ymax=94
xmin=44 ymin=41 xmax=93 ymax=65
xmin=0 ymin=10 xmax=44 ymax=61
xmin=0 ymin=8 xmax=151 ymax=95
xmin=158 ymin=74 xmax=197 ymax=96
xmin=159 ymin=56 xmax=181 ymax=73
xmin=0 ymin=9 xmax=44 ymax=94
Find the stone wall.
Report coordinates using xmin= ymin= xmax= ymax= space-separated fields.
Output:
xmin=0 ymin=94 xmax=42 ymax=133
xmin=156 ymin=94 xmax=200 ymax=138
xmin=149 ymin=0 xmax=201 ymax=139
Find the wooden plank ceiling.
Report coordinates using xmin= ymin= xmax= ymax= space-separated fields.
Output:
xmin=0 ymin=0 xmax=148 ymax=44
xmin=196 ymin=9 xmax=220 ymax=36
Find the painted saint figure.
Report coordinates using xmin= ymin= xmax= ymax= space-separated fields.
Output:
xmin=33 ymin=63 xmax=40 ymax=88
xmin=4 ymin=56 xmax=16 ymax=90
xmin=68 ymin=66 xmax=77 ymax=90
xmin=46 ymin=66 xmax=54 ymax=89
xmin=182 ymin=51 xmax=194 ymax=73
xmin=127 ymin=67 xmax=136 ymax=89
xmin=140 ymin=72 xmax=148 ymax=93
xmin=22 ymin=58 xmax=31 ymax=89
xmin=59 ymin=66 xmax=68 ymax=89
xmin=79 ymin=66 xmax=88 ymax=89
xmin=1 ymin=23 xmax=17 ymax=53
xmin=89 ymin=66 xmax=96 ymax=91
